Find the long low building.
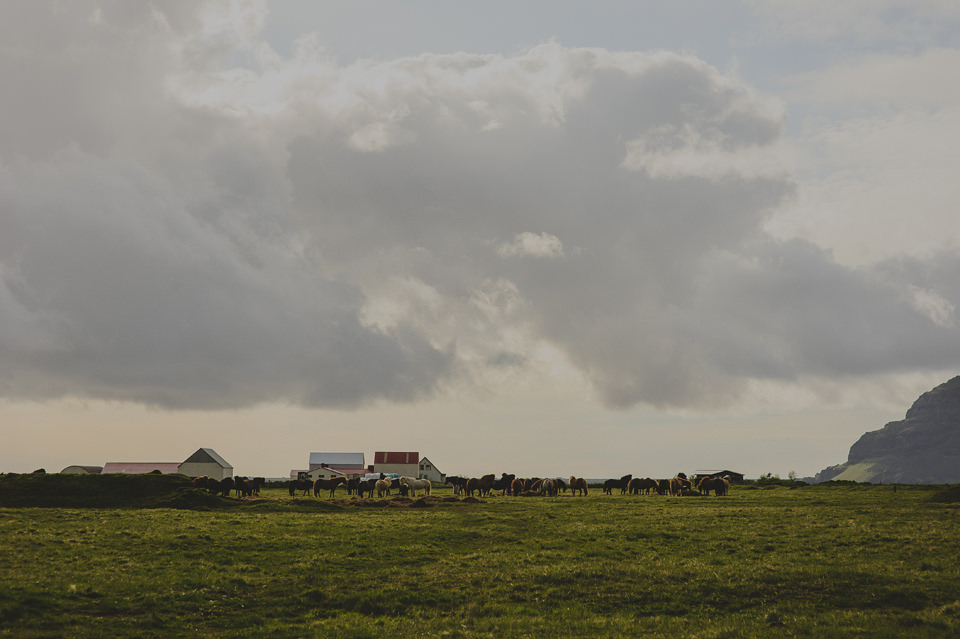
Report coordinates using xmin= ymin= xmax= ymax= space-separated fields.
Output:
xmin=69 ymin=448 xmax=233 ymax=479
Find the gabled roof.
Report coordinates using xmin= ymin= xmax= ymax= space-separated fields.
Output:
xmin=102 ymin=462 xmax=181 ymax=474
xmin=309 ymin=452 xmax=365 ymax=468
xmin=374 ymin=451 xmax=419 ymax=464
xmin=182 ymin=448 xmax=232 ymax=468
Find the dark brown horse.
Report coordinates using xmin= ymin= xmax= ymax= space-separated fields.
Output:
xmin=288 ymin=478 xmax=312 ymax=497
xmin=603 ymin=474 xmax=632 ymax=495
xmin=314 ymin=476 xmax=347 ymax=499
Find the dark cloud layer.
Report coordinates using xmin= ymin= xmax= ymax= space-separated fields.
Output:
xmin=1 ymin=2 xmax=957 ymax=411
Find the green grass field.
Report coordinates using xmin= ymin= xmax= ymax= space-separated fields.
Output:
xmin=2 ymin=475 xmax=960 ymax=638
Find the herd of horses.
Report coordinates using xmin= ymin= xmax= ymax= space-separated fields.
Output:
xmin=192 ymin=475 xmax=265 ymax=498
xmin=443 ymin=472 xmax=731 ymax=498
xmin=284 ymin=474 xmax=433 ymax=499
xmin=193 ymin=471 xmax=730 ymax=500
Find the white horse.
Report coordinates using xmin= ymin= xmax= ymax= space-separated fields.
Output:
xmin=399 ymin=476 xmax=432 ymax=497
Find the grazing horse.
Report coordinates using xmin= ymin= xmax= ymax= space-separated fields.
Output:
xmin=375 ymin=477 xmax=393 ymax=498
xmin=235 ymin=476 xmax=253 ymax=498
xmin=249 ymin=477 xmax=265 ymax=496
xmin=399 ymin=476 xmax=432 ymax=497
xmin=314 ymin=476 xmax=347 ymax=499
xmin=603 ymin=474 xmax=632 ymax=495
xmin=628 ymin=477 xmax=658 ymax=495
xmin=465 ymin=474 xmax=495 ymax=497
xmin=511 ymin=478 xmax=525 ymax=496
xmin=569 ymin=476 xmax=589 ymax=496
xmin=445 ymin=476 xmax=468 ymax=496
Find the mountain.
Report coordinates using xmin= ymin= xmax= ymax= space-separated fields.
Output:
xmin=814 ymin=375 xmax=960 ymax=484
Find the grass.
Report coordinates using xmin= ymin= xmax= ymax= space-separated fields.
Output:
xmin=1 ymin=476 xmax=960 ymax=637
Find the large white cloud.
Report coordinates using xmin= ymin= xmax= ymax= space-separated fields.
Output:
xmin=1 ymin=1 xmax=957 ymax=413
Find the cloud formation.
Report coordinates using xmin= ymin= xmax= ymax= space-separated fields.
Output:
xmin=1 ymin=1 xmax=957 ymax=413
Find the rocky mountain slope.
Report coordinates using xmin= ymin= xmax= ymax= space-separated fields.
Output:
xmin=815 ymin=375 xmax=960 ymax=484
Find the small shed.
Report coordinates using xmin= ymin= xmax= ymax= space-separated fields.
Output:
xmin=60 ymin=465 xmax=103 ymax=475
xmin=373 ymin=451 xmax=419 ymax=477
xmin=417 ymin=457 xmax=444 ymax=482
xmin=179 ymin=448 xmax=233 ymax=480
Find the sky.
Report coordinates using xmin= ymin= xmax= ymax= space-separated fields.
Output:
xmin=2 ymin=1 xmax=959 ymax=480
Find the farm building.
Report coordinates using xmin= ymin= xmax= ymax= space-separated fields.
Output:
xmin=60 ymin=465 xmax=102 ymax=474
xmin=373 ymin=451 xmax=419 ymax=477
xmin=306 ymin=452 xmax=366 ymax=480
xmin=101 ymin=462 xmax=182 ymax=474
xmin=179 ymin=448 xmax=233 ymax=480
xmin=417 ymin=457 xmax=444 ymax=482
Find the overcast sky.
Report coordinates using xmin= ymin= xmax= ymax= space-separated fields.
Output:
xmin=2 ymin=1 xmax=959 ymax=479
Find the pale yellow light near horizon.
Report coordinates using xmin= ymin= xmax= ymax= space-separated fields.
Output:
xmin=1 ymin=380 xmax=903 ymax=481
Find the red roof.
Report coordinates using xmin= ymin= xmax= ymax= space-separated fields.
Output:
xmin=374 ymin=451 xmax=419 ymax=464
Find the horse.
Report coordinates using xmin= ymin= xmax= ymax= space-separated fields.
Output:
xmin=288 ymin=478 xmax=312 ymax=497
xmin=465 ymin=474 xmax=495 ymax=497
xmin=603 ymin=474 xmax=632 ymax=495
xmin=539 ymin=478 xmax=559 ymax=497
xmin=314 ymin=476 xmax=347 ymax=499
xmin=445 ymin=476 xmax=468 ymax=496
xmin=357 ymin=478 xmax=377 ymax=498
xmin=375 ymin=477 xmax=393 ymax=498
xmin=399 ymin=476 xmax=432 ymax=497
xmin=670 ymin=476 xmax=692 ymax=496
xmin=569 ymin=476 xmax=589 ymax=496
xmin=218 ymin=477 xmax=236 ymax=497
xmin=492 ymin=473 xmax=516 ymax=496
xmin=628 ymin=477 xmax=658 ymax=495
xmin=511 ymin=478 xmax=525 ymax=496
xmin=345 ymin=478 xmax=360 ymax=495
xmin=234 ymin=476 xmax=253 ymax=498
xmin=249 ymin=477 xmax=265 ymax=496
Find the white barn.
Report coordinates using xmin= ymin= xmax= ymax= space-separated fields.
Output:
xmin=179 ymin=448 xmax=233 ymax=480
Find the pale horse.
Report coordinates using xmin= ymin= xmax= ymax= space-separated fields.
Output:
xmin=399 ymin=476 xmax=432 ymax=497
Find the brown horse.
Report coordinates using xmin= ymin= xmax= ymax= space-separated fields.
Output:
xmin=628 ymin=477 xmax=658 ymax=495
xmin=465 ymin=473 xmax=495 ymax=497
xmin=314 ymin=476 xmax=347 ymax=499
xmin=569 ymin=476 xmax=589 ymax=496
xmin=669 ymin=476 xmax=692 ymax=496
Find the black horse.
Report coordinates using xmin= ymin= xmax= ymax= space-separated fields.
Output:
xmin=603 ymin=474 xmax=632 ymax=495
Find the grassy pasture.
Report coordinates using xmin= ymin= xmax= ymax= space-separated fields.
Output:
xmin=2 ymin=477 xmax=960 ymax=638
